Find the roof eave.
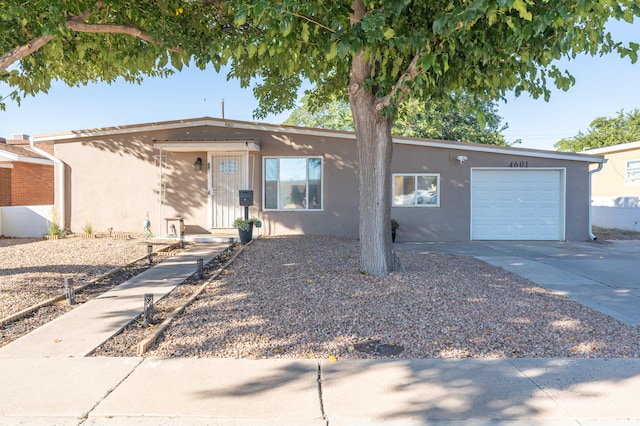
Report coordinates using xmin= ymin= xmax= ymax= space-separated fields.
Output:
xmin=0 ymin=151 xmax=54 ymax=165
xmin=31 ymin=116 xmax=603 ymax=163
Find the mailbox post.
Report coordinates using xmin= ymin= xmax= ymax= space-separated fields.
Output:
xmin=239 ymin=190 xmax=253 ymax=220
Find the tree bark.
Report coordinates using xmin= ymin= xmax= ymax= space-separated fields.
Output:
xmin=0 ymin=36 xmax=54 ymax=73
xmin=349 ymin=52 xmax=398 ymax=275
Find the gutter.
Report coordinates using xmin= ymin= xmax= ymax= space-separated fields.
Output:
xmin=29 ymin=137 xmax=65 ymax=229
xmin=588 ymin=159 xmax=607 ymax=240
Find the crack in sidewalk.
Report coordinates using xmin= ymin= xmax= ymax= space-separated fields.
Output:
xmin=78 ymin=357 xmax=145 ymax=424
xmin=317 ymin=361 xmax=329 ymax=425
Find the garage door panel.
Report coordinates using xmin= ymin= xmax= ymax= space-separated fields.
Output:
xmin=471 ymin=169 xmax=564 ymax=241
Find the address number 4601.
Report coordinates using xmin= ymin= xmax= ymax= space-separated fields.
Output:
xmin=509 ymin=161 xmax=528 ymax=168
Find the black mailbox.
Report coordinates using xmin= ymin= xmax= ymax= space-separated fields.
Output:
xmin=239 ymin=190 xmax=254 ymax=206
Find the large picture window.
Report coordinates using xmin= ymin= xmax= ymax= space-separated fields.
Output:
xmin=393 ymin=174 xmax=440 ymax=207
xmin=626 ymin=160 xmax=640 ymax=184
xmin=264 ymin=157 xmax=322 ymax=210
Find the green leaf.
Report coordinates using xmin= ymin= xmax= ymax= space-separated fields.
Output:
xmin=234 ymin=13 xmax=247 ymax=27
xmin=301 ymin=22 xmax=310 ymax=43
xmin=383 ymin=28 xmax=395 ymax=39
xmin=512 ymin=0 xmax=533 ymax=21
xmin=629 ymin=48 xmax=638 ymax=64
xmin=247 ymin=44 xmax=257 ymax=58
xmin=235 ymin=44 xmax=244 ymax=59
xmin=283 ymin=23 xmax=294 ymax=37
xmin=326 ymin=42 xmax=338 ymax=60
xmin=258 ymin=43 xmax=268 ymax=56
xmin=421 ymin=53 xmax=436 ymax=70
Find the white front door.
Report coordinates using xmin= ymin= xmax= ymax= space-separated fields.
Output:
xmin=208 ymin=154 xmax=246 ymax=228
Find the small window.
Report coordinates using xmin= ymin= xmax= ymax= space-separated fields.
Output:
xmin=393 ymin=174 xmax=440 ymax=207
xmin=264 ymin=157 xmax=322 ymax=210
xmin=626 ymin=160 xmax=640 ymax=184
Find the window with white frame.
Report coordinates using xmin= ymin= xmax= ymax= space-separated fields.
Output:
xmin=626 ymin=160 xmax=640 ymax=184
xmin=393 ymin=174 xmax=440 ymax=207
xmin=264 ymin=157 xmax=322 ymax=210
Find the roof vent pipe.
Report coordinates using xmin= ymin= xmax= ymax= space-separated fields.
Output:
xmin=29 ymin=137 xmax=65 ymax=230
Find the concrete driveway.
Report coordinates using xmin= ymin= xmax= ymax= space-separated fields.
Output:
xmin=395 ymin=240 xmax=640 ymax=327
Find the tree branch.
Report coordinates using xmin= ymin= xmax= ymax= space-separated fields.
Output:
xmin=284 ymin=11 xmax=335 ymax=33
xmin=1 ymin=10 xmax=182 ymax=74
xmin=66 ymin=20 xmax=183 ymax=53
xmin=0 ymin=35 xmax=54 ymax=73
xmin=376 ymin=54 xmax=420 ymax=110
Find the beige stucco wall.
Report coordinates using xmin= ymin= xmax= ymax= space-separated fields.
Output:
xmin=589 ymin=146 xmax=640 ymax=231
xmin=391 ymin=144 xmax=592 ymax=241
xmin=592 ymin=149 xmax=640 ymax=198
xmin=48 ymin=119 xmax=596 ymax=241
xmin=52 ymin=124 xmax=361 ymax=238
xmin=55 ymin=134 xmax=160 ymax=234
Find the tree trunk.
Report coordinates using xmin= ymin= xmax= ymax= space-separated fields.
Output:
xmin=349 ymin=52 xmax=399 ymax=276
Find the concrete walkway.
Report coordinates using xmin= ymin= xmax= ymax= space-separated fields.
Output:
xmin=2 ymin=239 xmax=640 ymax=424
xmin=0 ymin=242 xmax=229 ymax=358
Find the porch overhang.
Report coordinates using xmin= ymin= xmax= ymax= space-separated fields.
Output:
xmin=153 ymin=139 xmax=260 ymax=152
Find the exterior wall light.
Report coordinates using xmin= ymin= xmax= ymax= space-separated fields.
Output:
xmin=194 ymin=157 xmax=202 ymax=171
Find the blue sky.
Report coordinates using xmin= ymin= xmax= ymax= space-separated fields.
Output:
xmin=1 ymin=20 xmax=638 ymax=151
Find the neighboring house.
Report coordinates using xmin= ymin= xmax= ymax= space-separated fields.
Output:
xmin=586 ymin=141 xmax=640 ymax=231
xmin=0 ymin=134 xmax=55 ymax=237
xmin=0 ymin=134 xmax=54 ymax=206
xmin=31 ymin=117 xmax=605 ymax=242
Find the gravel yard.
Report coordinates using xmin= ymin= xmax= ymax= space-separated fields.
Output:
xmin=0 ymin=235 xmax=174 ymax=317
xmin=3 ymin=233 xmax=640 ymax=359
xmin=0 ymin=234 xmax=177 ymax=346
xmin=101 ymin=235 xmax=640 ymax=359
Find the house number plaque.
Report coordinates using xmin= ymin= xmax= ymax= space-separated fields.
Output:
xmin=509 ymin=161 xmax=529 ymax=168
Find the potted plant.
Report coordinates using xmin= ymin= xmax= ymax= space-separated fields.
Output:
xmin=233 ymin=217 xmax=262 ymax=243
xmin=391 ymin=219 xmax=399 ymax=243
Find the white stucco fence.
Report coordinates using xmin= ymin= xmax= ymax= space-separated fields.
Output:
xmin=592 ymin=197 xmax=640 ymax=232
xmin=0 ymin=205 xmax=54 ymax=238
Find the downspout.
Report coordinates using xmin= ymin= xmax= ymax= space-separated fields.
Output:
xmin=588 ymin=159 xmax=606 ymax=240
xmin=30 ymin=137 xmax=65 ymax=229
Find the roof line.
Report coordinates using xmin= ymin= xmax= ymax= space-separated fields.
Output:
xmin=395 ymin=139 xmax=604 ymax=163
xmin=0 ymin=149 xmax=54 ymax=165
xmin=32 ymin=116 xmax=603 ymax=163
xmin=585 ymin=141 xmax=640 ymax=155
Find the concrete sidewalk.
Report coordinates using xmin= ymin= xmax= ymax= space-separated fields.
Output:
xmin=0 ymin=242 xmax=229 ymax=358
xmin=2 ymin=357 xmax=640 ymax=425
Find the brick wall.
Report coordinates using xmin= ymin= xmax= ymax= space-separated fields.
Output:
xmin=10 ymin=163 xmax=54 ymax=206
xmin=0 ymin=167 xmax=11 ymax=206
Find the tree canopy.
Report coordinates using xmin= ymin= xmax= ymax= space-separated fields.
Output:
xmin=555 ymin=109 xmax=640 ymax=152
xmin=284 ymin=92 xmax=512 ymax=145
xmin=0 ymin=1 xmax=236 ymax=109
xmin=2 ymin=0 xmax=640 ymax=274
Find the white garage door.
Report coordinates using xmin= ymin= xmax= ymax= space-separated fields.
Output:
xmin=471 ymin=169 xmax=565 ymax=240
